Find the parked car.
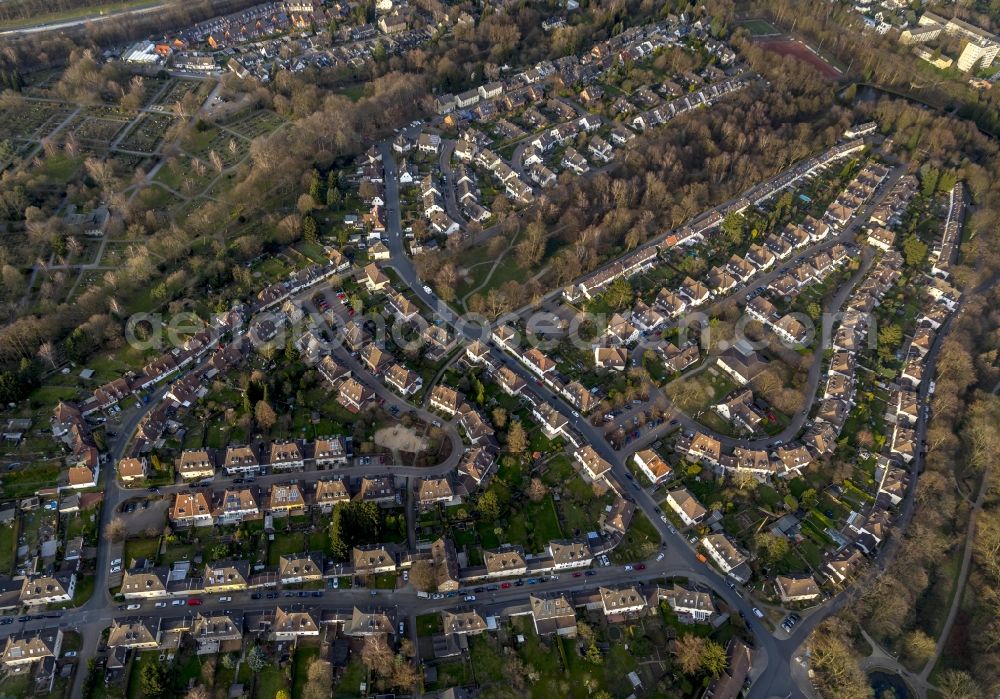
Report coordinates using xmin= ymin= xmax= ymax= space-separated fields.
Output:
xmin=154 ymin=602 xmax=167 ymax=608
xmin=464 ymin=595 xmax=476 ymax=602
xmin=171 ymin=600 xmax=185 ymax=606
xmin=752 ymin=607 xmax=764 ymax=619
xmin=187 ymin=598 xmax=202 ymax=606
xmin=125 ymin=603 xmax=141 ymax=611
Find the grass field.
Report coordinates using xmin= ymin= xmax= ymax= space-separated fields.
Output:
xmin=742 ymin=18 xmax=779 ymax=36
xmin=0 ymin=0 xmax=163 ymax=31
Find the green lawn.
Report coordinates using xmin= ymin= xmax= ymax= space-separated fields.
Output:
xmin=253 ymin=663 xmax=286 ymax=699
xmin=335 ymin=659 xmax=369 ymax=698
xmin=123 ymin=536 xmax=160 ymax=565
xmin=416 ymin=613 xmax=442 ymax=637
xmin=292 ymin=646 xmax=319 ymax=695
xmin=610 ymin=511 xmax=661 ymax=564
xmin=267 ymin=531 xmax=307 ymax=566
xmin=0 ymin=520 xmax=17 ymax=575
xmin=1 ymin=461 xmax=62 ymax=499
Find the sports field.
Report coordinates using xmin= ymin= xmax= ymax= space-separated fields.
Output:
xmin=758 ymin=38 xmax=843 ymax=80
xmin=742 ymin=18 xmax=780 ymax=36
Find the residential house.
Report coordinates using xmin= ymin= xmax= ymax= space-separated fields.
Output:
xmin=1 ymin=628 xmax=62 ymax=668
xmin=602 ymin=498 xmax=634 ymax=536
xmin=19 ymin=573 xmax=75 ymax=607
xmin=429 ymin=538 xmax=461 ymax=592
xmin=523 ymin=348 xmax=556 ymax=377
xmin=204 ymin=561 xmax=250 ymax=593
xmin=189 ymin=613 xmax=243 ymax=655
xmin=107 ymin=619 xmax=159 ymax=650
xmin=632 ymin=449 xmax=672 ymax=484
xmin=774 ymin=574 xmax=820 ymax=603
xmin=270 ymin=607 xmax=319 ymax=641
xmin=416 ymin=478 xmax=456 ymax=508
xmin=701 ymin=534 xmax=750 ymax=582
xmin=352 ymin=545 xmax=397 ymax=576
xmin=547 ymin=540 xmax=593 ymax=570
xmin=666 ymin=487 xmax=708 ymax=527
xmin=177 ymin=449 xmax=215 ymax=480
xmin=268 ymin=483 xmax=306 ymax=516
xmin=269 ymin=442 xmax=304 ymax=471
xmin=574 ymin=445 xmax=612 ymax=481
xmin=594 ymin=346 xmax=628 ymax=371
xmin=599 ymin=586 xmax=646 ymax=617
xmin=356 ymin=476 xmax=397 ymax=507
xmin=171 ymin=491 xmax=213 ymax=527
xmin=652 ymin=585 xmax=715 ymax=623
xmin=215 ymin=488 xmax=260 ymax=525
xmin=484 ymin=545 xmax=527 ymax=578
xmin=337 ymin=377 xmax=374 ymax=413
xmin=429 ymin=385 xmax=464 ymax=416
xmin=279 ymin=553 xmax=323 ymax=585
xmin=120 ymin=569 xmax=168 ymax=599
xmin=313 ymin=479 xmax=350 ymax=513
xmin=530 ymin=594 xmax=577 ymax=637
xmin=313 ymin=437 xmax=348 ymax=467
xmin=117 ymin=457 xmax=148 ymax=483
xmin=223 ymin=445 xmax=259 ymax=476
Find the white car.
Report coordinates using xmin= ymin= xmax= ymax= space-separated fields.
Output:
xmin=624 ymin=564 xmax=634 ymax=572
xmin=110 ymin=558 xmax=122 ymax=567
xmin=464 ymin=595 xmax=476 ymax=602
xmin=656 ymin=552 xmax=665 ymax=561
xmin=423 ymin=285 xmax=433 ymax=295
xmin=64 ymin=651 xmax=78 ymax=658
xmin=752 ymin=607 xmax=765 ymax=619
xmin=171 ymin=600 xmax=185 ymax=606
xmin=125 ymin=603 xmax=141 ymax=611
xmin=154 ymin=602 xmax=167 ymax=608
xmin=332 ymin=578 xmax=340 ymax=589
xmin=218 ymin=596 xmax=232 ymax=602
xmin=403 ymin=571 xmax=409 ymax=582
xmin=660 ymin=515 xmax=668 ymax=523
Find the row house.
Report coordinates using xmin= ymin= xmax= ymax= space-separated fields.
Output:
xmin=19 ymin=573 xmax=76 ymax=607
xmin=269 ymin=483 xmax=307 ymax=516
xmin=279 ymin=553 xmax=323 ymax=584
xmin=215 ymin=488 xmax=260 ymax=525
xmin=356 ymin=476 xmax=398 ymax=507
xmin=270 ymin=441 xmax=304 ymax=471
xmin=313 ymin=479 xmax=351 ymax=513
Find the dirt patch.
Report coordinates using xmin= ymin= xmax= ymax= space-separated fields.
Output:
xmin=758 ymin=38 xmax=842 ymax=80
xmin=374 ymin=425 xmax=428 ymax=454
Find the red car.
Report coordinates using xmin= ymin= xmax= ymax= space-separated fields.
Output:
xmin=500 ymin=582 xmax=511 ymax=589
xmin=572 ymin=572 xmax=583 ymax=578
xmin=635 ymin=564 xmax=646 ymax=571
xmin=187 ymin=598 xmax=202 ymax=606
